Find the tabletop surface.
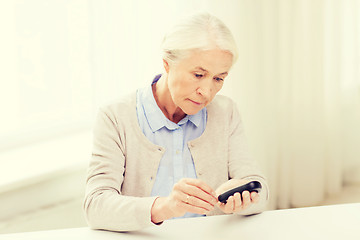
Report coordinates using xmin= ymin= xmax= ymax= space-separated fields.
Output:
xmin=1 ymin=203 xmax=359 ymax=240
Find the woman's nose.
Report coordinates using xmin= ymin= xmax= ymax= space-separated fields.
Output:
xmin=196 ymin=80 xmax=212 ymax=98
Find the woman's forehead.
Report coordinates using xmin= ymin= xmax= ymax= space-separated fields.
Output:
xmin=193 ymin=66 xmax=228 ymax=75
xmin=179 ymin=49 xmax=233 ymax=73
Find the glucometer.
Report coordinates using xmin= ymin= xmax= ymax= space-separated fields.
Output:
xmin=218 ymin=181 xmax=262 ymax=203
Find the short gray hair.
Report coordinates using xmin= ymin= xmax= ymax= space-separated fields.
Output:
xmin=161 ymin=12 xmax=238 ymax=65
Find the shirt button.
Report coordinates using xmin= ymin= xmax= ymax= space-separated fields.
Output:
xmin=176 ymin=150 xmax=180 ymax=154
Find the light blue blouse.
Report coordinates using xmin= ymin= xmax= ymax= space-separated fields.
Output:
xmin=136 ymin=75 xmax=207 ymax=218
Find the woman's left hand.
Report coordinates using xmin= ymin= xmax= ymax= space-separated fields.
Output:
xmin=215 ymin=179 xmax=260 ymax=214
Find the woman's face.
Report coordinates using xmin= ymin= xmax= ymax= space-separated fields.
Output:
xmin=166 ymin=48 xmax=233 ymax=115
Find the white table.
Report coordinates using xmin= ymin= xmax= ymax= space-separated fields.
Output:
xmin=1 ymin=203 xmax=359 ymax=240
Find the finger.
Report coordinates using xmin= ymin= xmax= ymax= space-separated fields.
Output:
xmin=174 ymin=180 xmax=216 ymax=210
xmin=241 ymin=191 xmax=251 ymax=209
xmin=185 ymin=185 xmax=217 ymax=207
xmin=170 ymin=199 xmax=204 ymax=216
xmin=183 ymin=203 xmax=212 ymax=215
xmin=250 ymin=192 xmax=260 ymax=203
xmin=184 ymin=179 xmax=217 ymax=198
xmin=233 ymin=192 xmax=242 ymax=212
xmin=184 ymin=195 xmax=215 ymax=212
xmin=178 ymin=181 xmax=217 ymax=206
xmin=224 ymin=196 xmax=235 ymax=213
xmin=177 ymin=197 xmax=213 ymax=215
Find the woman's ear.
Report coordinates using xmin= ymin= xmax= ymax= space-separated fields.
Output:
xmin=163 ymin=59 xmax=170 ymax=73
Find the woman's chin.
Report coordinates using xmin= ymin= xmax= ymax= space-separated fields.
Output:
xmin=182 ymin=106 xmax=203 ymax=116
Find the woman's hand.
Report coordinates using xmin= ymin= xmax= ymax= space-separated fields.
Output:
xmin=216 ymin=179 xmax=260 ymax=214
xmin=151 ymin=178 xmax=218 ymax=224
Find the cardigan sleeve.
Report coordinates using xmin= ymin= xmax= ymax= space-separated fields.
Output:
xmin=83 ymin=107 xmax=158 ymax=232
xmin=227 ymin=100 xmax=270 ymax=215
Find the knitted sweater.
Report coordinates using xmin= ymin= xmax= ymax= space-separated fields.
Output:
xmin=83 ymin=93 xmax=269 ymax=232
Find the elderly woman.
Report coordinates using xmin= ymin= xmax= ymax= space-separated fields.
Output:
xmin=84 ymin=13 xmax=269 ymax=232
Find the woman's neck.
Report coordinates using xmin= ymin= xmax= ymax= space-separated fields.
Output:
xmin=152 ymin=74 xmax=186 ymax=123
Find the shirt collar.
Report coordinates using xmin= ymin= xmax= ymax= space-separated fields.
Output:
xmin=181 ymin=111 xmax=202 ymax=128
xmin=141 ymin=75 xmax=203 ymax=132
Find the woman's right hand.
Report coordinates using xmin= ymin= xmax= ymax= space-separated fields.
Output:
xmin=151 ymin=178 xmax=218 ymax=224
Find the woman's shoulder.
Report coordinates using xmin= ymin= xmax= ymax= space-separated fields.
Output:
xmin=97 ymin=92 xmax=137 ymax=121
xmin=207 ymin=94 xmax=242 ymax=123
xmin=208 ymin=94 xmax=237 ymax=111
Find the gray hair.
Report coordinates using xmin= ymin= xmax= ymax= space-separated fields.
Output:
xmin=161 ymin=12 xmax=238 ymax=65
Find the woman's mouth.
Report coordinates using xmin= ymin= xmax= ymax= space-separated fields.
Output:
xmin=188 ymin=99 xmax=203 ymax=106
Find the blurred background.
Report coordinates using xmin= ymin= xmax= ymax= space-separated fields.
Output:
xmin=0 ymin=0 xmax=359 ymax=234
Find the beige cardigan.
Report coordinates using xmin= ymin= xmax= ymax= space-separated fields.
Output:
xmin=83 ymin=93 xmax=269 ymax=232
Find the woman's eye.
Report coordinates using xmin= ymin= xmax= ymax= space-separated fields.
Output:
xmin=194 ymin=73 xmax=203 ymax=78
xmin=214 ymin=77 xmax=224 ymax=82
